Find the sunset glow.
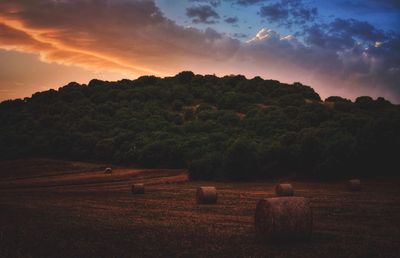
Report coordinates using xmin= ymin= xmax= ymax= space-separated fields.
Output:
xmin=0 ymin=0 xmax=399 ymax=102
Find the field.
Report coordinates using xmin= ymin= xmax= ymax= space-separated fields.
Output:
xmin=0 ymin=159 xmax=399 ymax=258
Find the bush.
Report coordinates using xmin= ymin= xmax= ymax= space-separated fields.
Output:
xmin=223 ymin=138 xmax=260 ymax=180
xmin=188 ymin=152 xmax=223 ymax=180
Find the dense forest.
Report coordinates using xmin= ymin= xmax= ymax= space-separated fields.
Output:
xmin=0 ymin=72 xmax=399 ymax=180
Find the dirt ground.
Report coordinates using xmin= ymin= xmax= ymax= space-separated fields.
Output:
xmin=0 ymin=159 xmax=399 ymax=258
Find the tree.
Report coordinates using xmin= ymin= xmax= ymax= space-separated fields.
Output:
xmin=223 ymin=138 xmax=259 ymax=180
xmin=188 ymin=152 xmax=223 ymax=180
xmin=175 ymin=71 xmax=195 ymax=84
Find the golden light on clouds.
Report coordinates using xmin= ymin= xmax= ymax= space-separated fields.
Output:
xmin=0 ymin=16 xmax=165 ymax=76
xmin=0 ymin=0 xmax=244 ymax=101
xmin=0 ymin=0 xmax=398 ymax=103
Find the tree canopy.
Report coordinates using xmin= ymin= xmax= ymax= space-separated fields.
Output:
xmin=1 ymin=72 xmax=399 ymax=180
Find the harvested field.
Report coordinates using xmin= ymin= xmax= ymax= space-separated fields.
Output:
xmin=0 ymin=159 xmax=399 ymax=257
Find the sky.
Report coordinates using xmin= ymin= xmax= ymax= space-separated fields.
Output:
xmin=0 ymin=0 xmax=399 ymax=102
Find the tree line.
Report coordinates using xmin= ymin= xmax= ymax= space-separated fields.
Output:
xmin=0 ymin=71 xmax=399 ymax=180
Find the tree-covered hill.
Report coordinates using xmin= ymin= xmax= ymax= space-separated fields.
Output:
xmin=1 ymin=72 xmax=399 ymax=180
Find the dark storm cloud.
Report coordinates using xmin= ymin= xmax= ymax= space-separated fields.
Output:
xmin=259 ymin=0 xmax=317 ymax=27
xmin=186 ymin=5 xmax=220 ymax=24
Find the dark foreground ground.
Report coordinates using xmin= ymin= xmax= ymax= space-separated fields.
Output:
xmin=0 ymin=159 xmax=399 ymax=258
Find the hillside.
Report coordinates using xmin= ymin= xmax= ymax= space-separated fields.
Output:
xmin=0 ymin=71 xmax=399 ymax=180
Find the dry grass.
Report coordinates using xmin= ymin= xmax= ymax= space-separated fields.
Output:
xmin=0 ymin=159 xmax=399 ymax=257
xmin=0 ymin=158 xmax=107 ymax=179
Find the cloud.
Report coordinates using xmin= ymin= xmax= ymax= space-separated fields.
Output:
xmin=369 ymin=0 xmax=400 ymax=9
xmin=232 ymin=32 xmax=248 ymax=38
xmin=189 ymin=0 xmax=268 ymax=7
xmin=0 ymin=23 xmax=51 ymax=53
xmin=189 ymin=0 xmax=221 ymax=7
xmin=186 ymin=4 xmax=220 ymax=24
xmin=259 ymin=0 xmax=317 ymax=27
xmin=235 ymin=0 xmax=266 ymax=6
xmin=0 ymin=0 xmax=239 ymax=77
xmin=329 ymin=18 xmax=386 ymax=42
xmin=259 ymin=3 xmax=289 ymax=22
xmin=242 ymin=24 xmax=400 ymax=102
xmin=225 ymin=16 xmax=239 ymax=24
xmin=304 ymin=19 xmax=388 ymax=51
xmin=337 ymin=0 xmax=400 ymax=11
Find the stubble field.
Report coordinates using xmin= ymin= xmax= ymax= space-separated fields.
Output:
xmin=0 ymin=159 xmax=399 ymax=258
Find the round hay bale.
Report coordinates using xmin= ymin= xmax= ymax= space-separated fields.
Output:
xmin=347 ymin=179 xmax=361 ymax=191
xmin=196 ymin=186 xmax=217 ymax=204
xmin=104 ymin=167 xmax=112 ymax=174
xmin=131 ymin=184 xmax=145 ymax=194
xmin=275 ymin=183 xmax=294 ymax=196
xmin=255 ymin=197 xmax=313 ymax=241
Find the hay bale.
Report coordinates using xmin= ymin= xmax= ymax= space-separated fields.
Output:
xmin=196 ymin=186 xmax=217 ymax=204
xmin=104 ymin=167 xmax=112 ymax=174
xmin=347 ymin=179 xmax=361 ymax=191
xmin=275 ymin=183 xmax=294 ymax=196
xmin=131 ymin=184 xmax=145 ymax=194
xmin=255 ymin=197 xmax=313 ymax=241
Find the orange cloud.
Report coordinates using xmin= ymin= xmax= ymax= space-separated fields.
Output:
xmin=0 ymin=1 xmax=239 ymax=78
xmin=0 ymin=18 xmax=165 ymax=76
